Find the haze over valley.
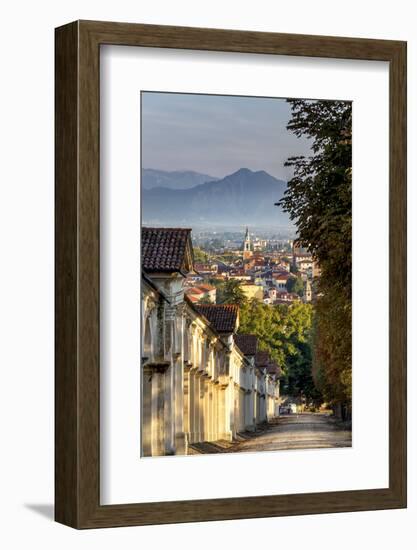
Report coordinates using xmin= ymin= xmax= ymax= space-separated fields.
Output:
xmin=142 ymin=167 xmax=293 ymax=233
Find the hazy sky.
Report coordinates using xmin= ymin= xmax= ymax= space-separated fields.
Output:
xmin=141 ymin=92 xmax=313 ymax=180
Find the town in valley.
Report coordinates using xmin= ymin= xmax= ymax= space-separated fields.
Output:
xmin=141 ymin=94 xmax=352 ymax=457
xmin=186 ymin=226 xmax=317 ymax=309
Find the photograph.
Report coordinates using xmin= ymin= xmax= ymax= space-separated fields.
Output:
xmin=140 ymin=91 xmax=352 ymax=457
xmin=0 ymin=0 xmax=409 ymax=539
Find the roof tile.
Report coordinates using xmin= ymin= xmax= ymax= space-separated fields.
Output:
xmin=142 ymin=227 xmax=192 ymax=273
xmin=255 ymin=350 xmax=270 ymax=368
xmin=195 ymin=304 xmax=238 ymax=333
xmin=235 ymin=334 xmax=258 ymax=356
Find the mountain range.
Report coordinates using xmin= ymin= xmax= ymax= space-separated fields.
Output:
xmin=142 ymin=168 xmax=219 ymax=190
xmin=142 ymin=168 xmax=290 ymax=227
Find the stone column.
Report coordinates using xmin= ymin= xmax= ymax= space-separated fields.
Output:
xmin=248 ymin=388 xmax=255 ymax=431
xmin=208 ymin=379 xmax=214 ymax=440
xmin=183 ymin=363 xmax=192 ymax=450
xmin=218 ymin=384 xmax=231 ymax=441
xmin=213 ymin=382 xmax=219 ymax=440
xmin=164 ymin=364 xmax=175 ymax=455
xmin=142 ymin=362 xmax=170 ymax=456
xmin=155 ymin=367 xmax=168 ymax=455
xmin=173 ymin=352 xmax=185 ymax=455
xmin=203 ymin=375 xmax=210 ymax=441
xmin=199 ymin=373 xmax=206 ymax=442
xmin=243 ymin=389 xmax=249 ymax=431
xmin=189 ymin=368 xmax=197 ymax=443
xmin=141 ymin=362 xmax=153 ymax=457
xmin=163 ymin=305 xmax=176 ymax=455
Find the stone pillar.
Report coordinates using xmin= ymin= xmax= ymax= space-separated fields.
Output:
xmin=199 ymin=373 xmax=206 ymax=441
xmin=183 ymin=363 xmax=192 ymax=450
xmin=142 ymin=362 xmax=170 ymax=456
xmin=141 ymin=362 xmax=153 ymax=457
xmin=173 ymin=352 xmax=185 ymax=455
xmin=240 ymin=388 xmax=244 ymax=432
xmin=203 ymin=375 xmax=210 ymax=441
xmin=155 ymin=367 xmax=168 ymax=455
xmin=244 ymin=390 xmax=249 ymax=431
xmin=248 ymin=390 xmax=253 ymax=429
xmin=218 ymin=385 xmax=232 ymax=441
xmin=189 ymin=369 xmax=195 ymax=442
xmin=213 ymin=382 xmax=219 ymax=440
xmin=192 ymin=370 xmax=201 ymax=442
xmin=164 ymin=364 xmax=175 ymax=455
xmin=208 ymin=379 xmax=214 ymax=440
xmin=232 ymin=384 xmax=237 ymax=438
xmin=163 ymin=305 xmax=176 ymax=455
xmin=229 ymin=383 xmax=236 ymax=439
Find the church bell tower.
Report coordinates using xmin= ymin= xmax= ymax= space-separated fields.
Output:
xmin=243 ymin=227 xmax=253 ymax=260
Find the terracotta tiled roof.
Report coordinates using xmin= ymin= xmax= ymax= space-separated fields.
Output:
xmin=198 ymin=284 xmax=216 ymax=292
xmin=195 ymin=304 xmax=238 ymax=333
xmin=235 ymin=334 xmax=258 ymax=356
xmin=255 ymin=350 xmax=271 ymax=368
xmin=266 ymin=363 xmax=281 ymax=377
xmin=186 ymin=287 xmax=205 ymax=295
xmin=142 ymin=227 xmax=192 ymax=273
xmin=273 ymin=272 xmax=291 ymax=280
xmin=255 ymin=351 xmax=281 ymax=377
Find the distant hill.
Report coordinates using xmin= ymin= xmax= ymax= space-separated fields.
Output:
xmin=142 ymin=168 xmax=290 ymax=227
xmin=142 ymin=168 xmax=219 ymax=190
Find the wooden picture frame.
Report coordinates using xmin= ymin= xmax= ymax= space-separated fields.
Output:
xmin=55 ymin=20 xmax=407 ymax=528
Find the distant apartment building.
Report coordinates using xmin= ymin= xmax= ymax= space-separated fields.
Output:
xmin=194 ymin=262 xmax=218 ymax=276
xmin=277 ymin=260 xmax=291 ymax=272
xmin=252 ymin=238 xmax=267 ymax=251
xmin=297 ymin=258 xmax=313 ymax=272
xmin=228 ymin=271 xmax=252 ymax=282
xmin=276 ymin=291 xmax=300 ymax=303
xmin=272 ymin=271 xmax=293 ymax=291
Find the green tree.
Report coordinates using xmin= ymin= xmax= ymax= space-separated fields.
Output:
xmin=218 ymin=279 xmax=247 ymax=307
xmin=277 ymin=98 xmax=352 ymax=415
xmin=239 ymin=300 xmax=321 ymax=402
xmin=286 ymin=276 xmax=304 ymax=297
xmin=198 ymin=295 xmax=213 ymax=305
xmin=193 ymin=247 xmax=209 ymax=263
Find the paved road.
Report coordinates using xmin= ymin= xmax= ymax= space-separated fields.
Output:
xmin=231 ymin=413 xmax=352 ymax=453
xmin=189 ymin=413 xmax=351 ymax=454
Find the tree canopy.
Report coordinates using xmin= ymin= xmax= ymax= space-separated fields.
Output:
xmin=277 ymin=99 xmax=352 ymax=412
xmin=286 ymin=275 xmax=304 ymax=297
xmin=193 ymin=246 xmax=210 ymax=263
xmin=239 ymin=300 xmax=320 ymax=402
xmin=217 ymin=279 xmax=247 ymax=307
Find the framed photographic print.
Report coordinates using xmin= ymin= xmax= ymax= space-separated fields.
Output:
xmin=55 ymin=20 xmax=407 ymax=528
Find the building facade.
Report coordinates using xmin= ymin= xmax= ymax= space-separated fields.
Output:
xmin=141 ymin=227 xmax=281 ymax=457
